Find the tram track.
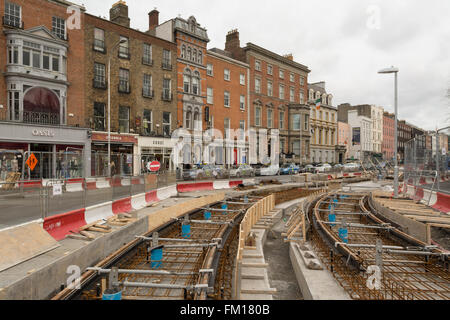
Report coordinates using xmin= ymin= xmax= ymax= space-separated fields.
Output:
xmin=52 ymin=195 xmax=259 ymax=300
xmin=309 ymin=191 xmax=450 ymax=300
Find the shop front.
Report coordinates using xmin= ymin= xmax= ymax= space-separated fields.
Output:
xmin=91 ymin=132 xmax=138 ymax=177
xmin=0 ymin=122 xmax=91 ymax=180
xmin=138 ymin=136 xmax=175 ymax=174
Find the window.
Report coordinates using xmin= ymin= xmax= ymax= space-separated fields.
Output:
xmin=52 ymin=17 xmax=66 ymax=40
xmin=255 ymin=78 xmax=261 ymax=93
xmin=192 ymin=75 xmax=199 ymax=95
xmin=290 ymin=73 xmax=295 ymax=82
xmin=93 ymin=102 xmax=105 ymax=131
xmin=143 ymin=43 xmax=152 ymax=65
xmin=119 ymin=106 xmax=130 ymax=133
xmin=293 ymin=140 xmax=301 ymax=156
xmin=332 ymin=113 xmax=335 ymax=122
xmin=143 ymin=74 xmax=152 ymax=97
xmin=300 ymin=76 xmax=305 ymax=86
xmin=119 ymin=68 xmax=130 ymax=93
xmin=279 ymin=69 xmax=284 ymax=79
xmin=185 ymin=110 xmax=192 ymax=129
xmin=300 ymin=92 xmax=304 ymax=104
xmin=143 ymin=109 xmax=152 ymax=135
xmin=181 ymin=45 xmax=186 ymax=59
xmin=290 ymin=87 xmax=295 ymax=102
xmin=240 ymin=95 xmax=245 ymax=110
xmin=240 ymin=73 xmax=245 ymax=85
xmin=198 ymin=51 xmax=203 ymax=64
xmin=224 ymin=69 xmax=230 ymax=81
xmin=162 ymin=79 xmax=171 ymax=100
xmin=8 ymin=91 xmax=20 ymax=121
xmin=267 ymin=64 xmax=273 ymax=75
xmin=304 ymin=114 xmax=309 ymax=131
xmin=224 ymin=118 xmax=230 ymax=136
xmin=279 ymin=84 xmax=285 ymax=100
xmin=267 ymin=109 xmax=273 ymax=128
xmin=255 ymin=60 xmax=261 ymax=71
xmin=279 ymin=111 xmax=284 ymax=129
xmin=326 ymin=112 xmax=329 ymax=122
xmin=32 ymin=51 xmax=40 ymax=68
xmin=94 ymin=28 xmax=105 ymax=52
xmin=4 ymin=2 xmax=21 ymax=28
xmin=22 ymin=48 xmax=30 ymax=66
xmin=193 ymin=49 xmax=197 ymax=63
xmin=207 ymin=63 xmax=213 ymax=76
xmin=207 ymin=88 xmax=213 ymax=104
xmin=267 ymin=81 xmax=273 ymax=97
xmin=7 ymin=45 xmax=19 ymax=64
xmin=119 ymin=36 xmax=129 ymax=58
xmin=239 ymin=120 xmax=245 ymax=140
xmin=183 ymin=70 xmax=191 ymax=93
xmin=163 ymin=112 xmax=171 ymax=136
xmin=292 ymin=114 xmax=301 ymax=130
xmin=187 ymin=47 xmax=191 ymax=60
xmin=224 ymin=91 xmax=230 ymax=107
xmin=255 ymin=106 xmax=261 ymax=126
xmin=162 ymin=49 xmax=171 ymax=69
xmin=94 ymin=63 xmax=106 ymax=88
xmin=52 ymin=56 xmax=59 ymax=72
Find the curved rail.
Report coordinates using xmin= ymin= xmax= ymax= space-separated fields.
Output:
xmin=310 ymin=192 xmax=450 ymax=300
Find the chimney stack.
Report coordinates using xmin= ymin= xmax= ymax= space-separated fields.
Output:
xmin=110 ymin=0 xmax=130 ymax=28
xmin=225 ymin=29 xmax=240 ymax=52
xmin=283 ymin=53 xmax=293 ymax=61
xmin=148 ymin=9 xmax=159 ymax=31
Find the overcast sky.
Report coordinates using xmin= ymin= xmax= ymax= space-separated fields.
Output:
xmin=77 ymin=0 xmax=450 ymax=131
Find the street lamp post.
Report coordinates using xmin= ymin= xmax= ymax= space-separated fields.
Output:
xmin=378 ymin=67 xmax=399 ymax=198
xmin=107 ymin=39 xmax=127 ymax=177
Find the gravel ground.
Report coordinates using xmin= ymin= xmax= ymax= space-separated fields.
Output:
xmin=264 ymin=218 xmax=303 ymax=300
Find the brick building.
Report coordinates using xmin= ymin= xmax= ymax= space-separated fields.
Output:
xmin=0 ymin=0 xmax=91 ymax=179
xmin=224 ymin=30 xmax=311 ymax=165
xmin=205 ymin=48 xmax=250 ymax=165
xmin=308 ymin=82 xmax=337 ymax=164
xmin=85 ymin=2 xmax=178 ymax=175
xmin=152 ymin=13 xmax=209 ymax=165
xmin=382 ymin=112 xmax=395 ymax=161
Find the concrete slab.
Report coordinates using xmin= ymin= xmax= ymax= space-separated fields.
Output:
xmin=289 ymin=242 xmax=351 ymax=300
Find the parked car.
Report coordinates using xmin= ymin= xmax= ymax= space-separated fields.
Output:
xmin=200 ymin=164 xmax=227 ymax=179
xmin=259 ymin=165 xmax=280 ymax=176
xmin=279 ymin=163 xmax=300 ymax=175
xmin=304 ymin=164 xmax=315 ymax=173
xmin=315 ymin=163 xmax=332 ymax=173
xmin=333 ymin=164 xmax=344 ymax=170
xmin=229 ymin=164 xmax=255 ymax=177
xmin=343 ymin=162 xmax=360 ymax=171
xmin=182 ymin=165 xmax=205 ymax=180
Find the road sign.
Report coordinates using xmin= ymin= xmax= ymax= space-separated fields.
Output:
xmin=147 ymin=161 xmax=161 ymax=172
xmin=26 ymin=153 xmax=38 ymax=171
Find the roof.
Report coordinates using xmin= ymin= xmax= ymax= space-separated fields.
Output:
xmin=244 ymin=42 xmax=310 ymax=73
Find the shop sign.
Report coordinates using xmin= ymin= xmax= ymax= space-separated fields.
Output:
xmin=32 ymin=129 xmax=55 ymax=137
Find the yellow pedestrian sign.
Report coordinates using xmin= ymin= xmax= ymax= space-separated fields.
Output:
xmin=26 ymin=153 xmax=38 ymax=171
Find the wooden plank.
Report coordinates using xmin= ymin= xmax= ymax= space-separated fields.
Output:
xmin=403 ymin=216 xmax=450 ymax=224
xmin=241 ymin=263 xmax=269 ymax=268
xmin=241 ymin=288 xmax=277 ymax=294
xmin=429 ymin=223 xmax=450 ymax=229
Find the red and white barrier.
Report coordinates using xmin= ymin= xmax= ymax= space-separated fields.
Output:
xmin=177 ymin=182 xmax=214 ymax=193
xmin=131 ymin=193 xmax=147 ymax=210
xmin=421 ymin=189 xmax=437 ymax=206
xmin=213 ymin=180 xmax=232 ymax=190
xmin=112 ymin=197 xmax=132 ymax=215
xmin=85 ymin=201 xmax=114 ymax=224
xmin=43 ymin=208 xmax=86 ymax=241
xmin=432 ymin=192 xmax=450 ymax=214
xmin=65 ymin=178 xmax=84 ymax=193
xmin=157 ymin=185 xmax=177 ymax=201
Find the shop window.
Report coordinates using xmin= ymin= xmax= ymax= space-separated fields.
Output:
xmin=119 ymin=106 xmax=130 ymax=133
xmin=8 ymin=91 xmax=20 ymax=121
xmin=23 ymin=87 xmax=60 ymax=125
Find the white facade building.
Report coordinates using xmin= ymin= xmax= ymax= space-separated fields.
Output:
xmin=371 ymin=106 xmax=384 ymax=154
xmin=348 ymin=110 xmax=372 ymax=160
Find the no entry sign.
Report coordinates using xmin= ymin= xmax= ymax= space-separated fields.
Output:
xmin=147 ymin=161 xmax=161 ymax=172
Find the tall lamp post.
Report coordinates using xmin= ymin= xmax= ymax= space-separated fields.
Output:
xmin=107 ymin=39 xmax=127 ymax=177
xmin=378 ymin=66 xmax=399 ymax=197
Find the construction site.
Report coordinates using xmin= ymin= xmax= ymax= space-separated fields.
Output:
xmin=1 ymin=160 xmax=449 ymax=303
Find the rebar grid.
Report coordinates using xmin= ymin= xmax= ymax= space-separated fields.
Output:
xmin=311 ymin=194 xmax=450 ymax=300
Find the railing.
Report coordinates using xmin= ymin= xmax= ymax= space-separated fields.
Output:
xmin=161 ymin=91 xmax=173 ymax=101
xmin=93 ymin=79 xmax=107 ymax=89
xmin=23 ymin=111 xmax=60 ymax=125
xmin=234 ymin=194 xmax=275 ymax=299
xmin=142 ymin=88 xmax=154 ymax=98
